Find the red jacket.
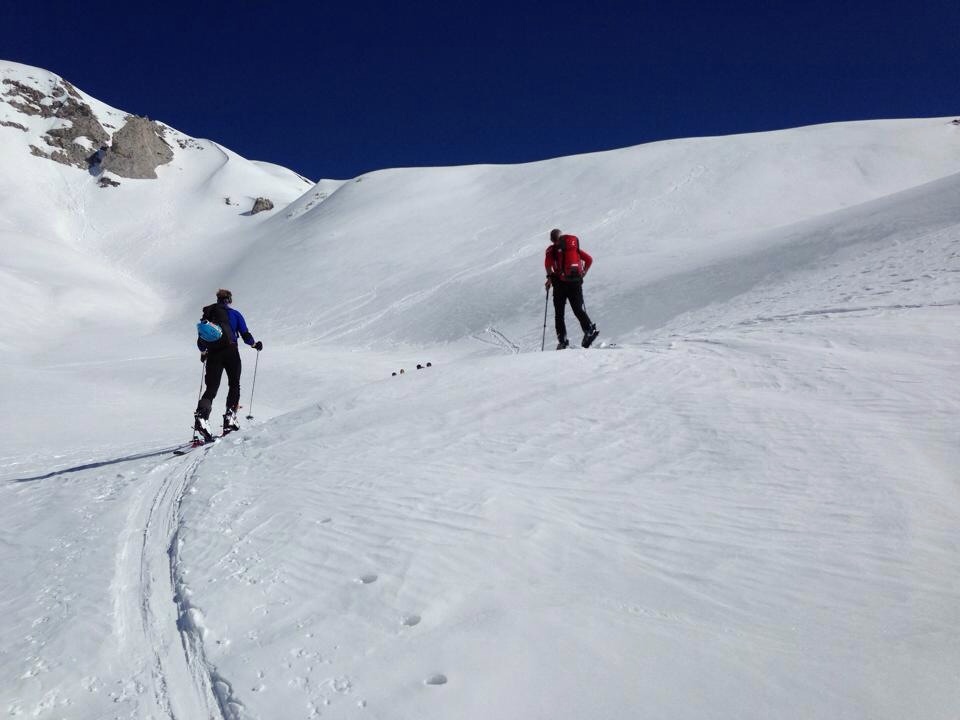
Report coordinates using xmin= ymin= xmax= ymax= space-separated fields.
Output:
xmin=545 ymin=235 xmax=593 ymax=281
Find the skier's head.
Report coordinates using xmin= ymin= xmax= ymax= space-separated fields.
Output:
xmin=550 ymin=228 xmax=562 ymax=244
xmin=216 ymin=288 xmax=233 ymax=304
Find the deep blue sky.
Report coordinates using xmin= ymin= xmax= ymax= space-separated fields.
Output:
xmin=4 ymin=1 xmax=958 ymax=180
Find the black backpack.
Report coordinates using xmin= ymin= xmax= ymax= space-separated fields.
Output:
xmin=199 ymin=302 xmax=232 ymax=350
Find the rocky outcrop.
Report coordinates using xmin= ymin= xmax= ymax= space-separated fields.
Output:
xmin=3 ymin=78 xmax=81 ymax=117
xmin=251 ymin=197 xmax=274 ymax=214
xmin=2 ymin=77 xmax=174 ymax=179
xmin=100 ymin=116 xmax=173 ymax=179
xmin=3 ymin=78 xmax=110 ymax=170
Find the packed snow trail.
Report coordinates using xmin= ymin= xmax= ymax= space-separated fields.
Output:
xmin=1 ymin=443 xmax=247 ymax=719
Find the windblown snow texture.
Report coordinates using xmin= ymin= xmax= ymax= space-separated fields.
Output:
xmin=1 ymin=59 xmax=959 ymax=719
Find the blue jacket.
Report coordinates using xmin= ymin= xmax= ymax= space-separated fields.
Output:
xmin=225 ymin=306 xmax=256 ymax=346
xmin=198 ymin=302 xmax=256 ymax=351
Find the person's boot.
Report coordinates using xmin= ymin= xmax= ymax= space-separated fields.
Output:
xmin=582 ymin=324 xmax=599 ymax=348
xmin=556 ymin=338 xmax=569 ymax=350
xmin=222 ymin=407 xmax=240 ymax=434
xmin=193 ymin=412 xmax=214 ymax=443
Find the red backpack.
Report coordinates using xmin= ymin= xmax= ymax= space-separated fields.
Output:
xmin=557 ymin=234 xmax=583 ymax=279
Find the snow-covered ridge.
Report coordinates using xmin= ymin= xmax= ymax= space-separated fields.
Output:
xmin=1 ymin=59 xmax=173 ymax=180
xmin=0 ymin=60 xmax=315 ymax=354
xmin=0 ymin=59 xmax=319 ymax=189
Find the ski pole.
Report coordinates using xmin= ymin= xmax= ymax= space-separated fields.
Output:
xmin=197 ymin=360 xmax=206 ymax=404
xmin=246 ymin=350 xmax=260 ymax=420
xmin=189 ymin=360 xmax=206 ymax=444
xmin=541 ymin=285 xmax=550 ymax=351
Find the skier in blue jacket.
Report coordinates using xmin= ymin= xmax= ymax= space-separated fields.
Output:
xmin=193 ymin=288 xmax=262 ymax=440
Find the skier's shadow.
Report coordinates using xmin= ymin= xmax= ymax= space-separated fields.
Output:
xmin=7 ymin=446 xmax=181 ymax=483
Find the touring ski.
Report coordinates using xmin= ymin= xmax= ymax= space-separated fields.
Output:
xmin=173 ymin=437 xmax=218 ymax=455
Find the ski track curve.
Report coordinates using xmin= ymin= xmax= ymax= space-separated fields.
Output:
xmin=118 ymin=446 xmax=249 ymax=720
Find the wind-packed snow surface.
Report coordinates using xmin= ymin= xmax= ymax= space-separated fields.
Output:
xmin=1 ymin=60 xmax=959 ymax=719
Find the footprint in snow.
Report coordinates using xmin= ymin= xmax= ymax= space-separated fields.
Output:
xmin=425 ymin=674 xmax=447 ymax=686
xmin=357 ymin=574 xmax=378 ymax=584
xmin=401 ymin=614 xmax=421 ymax=627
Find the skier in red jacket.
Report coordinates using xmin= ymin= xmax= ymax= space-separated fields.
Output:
xmin=544 ymin=228 xmax=599 ymax=349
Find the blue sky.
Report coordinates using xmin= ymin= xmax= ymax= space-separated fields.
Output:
xmin=4 ymin=0 xmax=958 ymax=180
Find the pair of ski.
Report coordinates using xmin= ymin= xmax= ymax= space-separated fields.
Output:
xmin=557 ymin=328 xmax=600 ymax=350
xmin=558 ymin=341 xmax=619 ymax=351
xmin=172 ymin=428 xmax=236 ymax=455
xmin=558 ymin=326 xmax=600 ymax=350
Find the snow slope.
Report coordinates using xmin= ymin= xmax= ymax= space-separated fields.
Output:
xmin=1 ymin=60 xmax=959 ymax=719
xmin=232 ymin=118 xmax=960 ymax=350
xmin=0 ymin=60 xmax=314 ymax=356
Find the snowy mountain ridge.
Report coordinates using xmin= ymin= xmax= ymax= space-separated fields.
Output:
xmin=2 ymin=59 xmax=959 ymax=353
xmin=1 ymin=60 xmax=959 ymax=720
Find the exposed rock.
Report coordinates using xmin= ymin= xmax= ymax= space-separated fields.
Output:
xmin=47 ymin=149 xmax=79 ymax=168
xmin=98 ymin=176 xmax=120 ymax=188
xmin=4 ymin=78 xmax=110 ymax=169
xmin=46 ymin=109 xmax=110 ymax=168
xmin=2 ymin=79 xmax=50 ymax=116
xmin=3 ymin=78 xmax=174 ymax=179
xmin=176 ymin=137 xmax=204 ymax=151
xmin=60 ymin=79 xmax=84 ymax=101
xmin=101 ymin=115 xmax=174 ymax=179
xmin=251 ymin=197 xmax=274 ymax=214
xmin=952 ymin=118 xmax=960 ymax=126
xmin=0 ymin=119 xmax=28 ymax=131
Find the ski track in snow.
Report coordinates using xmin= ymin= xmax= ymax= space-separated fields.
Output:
xmin=471 ymin=326 xmax=522 ymax=354
xmin=1 ymin=443 xmax=247 ymax=719
xmin=136 ymin=447 xmax=249 ymax=719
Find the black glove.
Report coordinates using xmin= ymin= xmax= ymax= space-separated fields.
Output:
xmin=200 ymin=350 xmax=208 ymax=363
xmin=253 ymin=341 xmax=263 ymax=351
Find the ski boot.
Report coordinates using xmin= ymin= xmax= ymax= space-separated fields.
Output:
xmin=582 ymin=324 xmax=599 ymax=348
xmin=556 ymin=338 xmax=569 ymax=350
xmin=222 ymin=407 xmax=240 ymax=435
xmin=193 ymin=412 xmax=215 ymax=444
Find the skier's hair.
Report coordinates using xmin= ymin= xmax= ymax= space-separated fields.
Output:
xmin=216 ymin=288 xmax=233 ymax=302
xmin=550 ymin=228 xmax=562 ymax=242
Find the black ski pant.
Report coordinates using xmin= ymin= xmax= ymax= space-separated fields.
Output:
xmin=196 ymin=345 xmax=241 ymax=419
xmin=552 ymin=279 xmax=593 ymax=341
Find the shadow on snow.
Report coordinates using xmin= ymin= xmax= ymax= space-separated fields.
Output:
xmin=7 ymin=445 xmax=183 ymax=483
